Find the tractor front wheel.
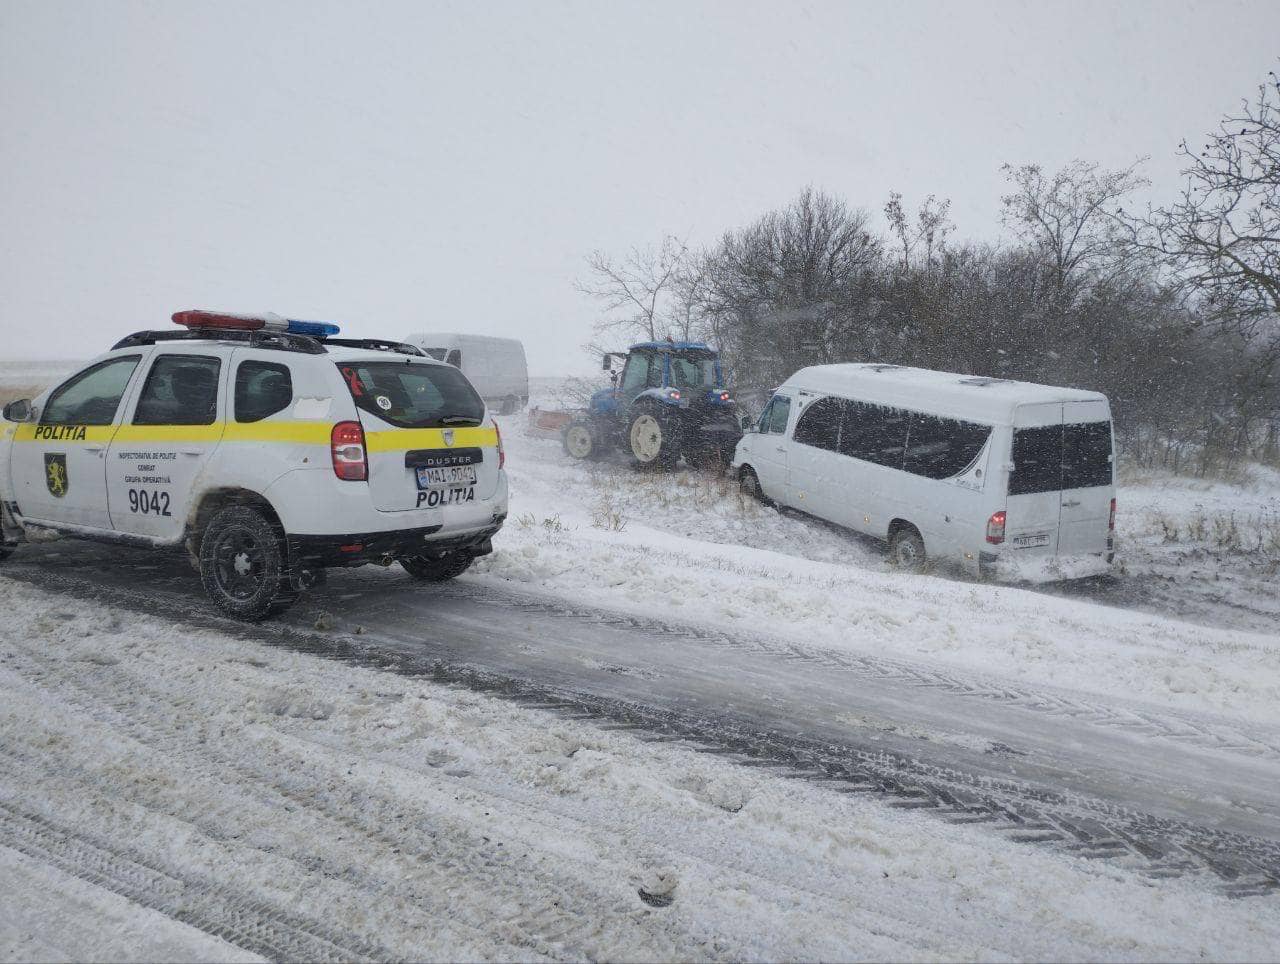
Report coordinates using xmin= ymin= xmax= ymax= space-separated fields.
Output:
xmin=628 ymin=411 xmax=679 ymax=468
xmin=562 ymin=419 xmax=599 ymax=460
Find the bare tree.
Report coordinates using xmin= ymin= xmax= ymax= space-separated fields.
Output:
xmin=575 ymin=236 xmax=689 ymax=343
xmin=1000 ymin=159 xmax=1148 ymax=302
xmin=1137 ymin=70 xmax=1280 ymax=346
xmin=884 ymin=192 xmax=953 ymax=272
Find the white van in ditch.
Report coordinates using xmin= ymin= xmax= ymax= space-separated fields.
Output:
xmin=732 ymin=364 xmax=1116 ymax=579
xmin=402 ymin=333 xmax=529 ymax=415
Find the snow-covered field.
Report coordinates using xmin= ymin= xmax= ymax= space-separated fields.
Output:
xmin=1 ymin=369 xmax=1279 ymax=961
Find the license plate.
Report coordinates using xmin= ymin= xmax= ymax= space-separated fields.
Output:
xmin=1012 ymin=533 xmax=1050 ymax=549
xmin=416 ymin=465 xmax=477 ymax=489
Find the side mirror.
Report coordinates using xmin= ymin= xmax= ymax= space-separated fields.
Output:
xmin=2 ymin=399 xmax=33 ymax=423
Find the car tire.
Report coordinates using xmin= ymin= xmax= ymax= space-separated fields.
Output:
xmin=562 ymin=419 xmax=599 ymax=460
xmin=199 ymin=505 xmax=297 ymax=621
xmin=399 ymin=551 xmax=473 ymax=582
xmin=738 ymin=466 xmax=770 ymax=505
xmin=889 ymin=524 xmax=927 ymax=573
xmin=628 ymin=409 xmax=679 ymax=469
xmin=0 ymin=542 xmax=13 ymax=562
xmin=500 ymin=395 xmax=519 ymax=416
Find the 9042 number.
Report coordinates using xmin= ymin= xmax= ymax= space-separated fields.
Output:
xmin=127 ymin=488 xmax=171 ymax=516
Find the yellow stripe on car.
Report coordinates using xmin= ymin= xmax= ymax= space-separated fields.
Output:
xmin=364 ymin=426 xmax=498 ymax=452
xmin=13 ymin=421 xmax=498 ymax=450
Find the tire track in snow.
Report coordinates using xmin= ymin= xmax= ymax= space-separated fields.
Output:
xmin=6 ymin=560 xmax=1280 ymax=897
xmin=0 ymin=640 xmax=718 ymax=962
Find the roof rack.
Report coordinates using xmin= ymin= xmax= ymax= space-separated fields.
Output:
xmin=111 ymin=329 xmax=327 ymax=354
xmin=320 ymin=337 xmax=425 ymax=357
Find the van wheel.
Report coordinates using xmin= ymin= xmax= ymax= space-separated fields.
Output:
xmin=400 ymin=552 xmax=473 ymax=582
xmin=889 ymin=525 xmax=927 ymax=573
xmin=199 ymin=505 xmax=297 ymax=620
xmin=739 ymin=466 xmax=769 ymax=505
xmin=500 ymin=395 xmax=519 ymax=415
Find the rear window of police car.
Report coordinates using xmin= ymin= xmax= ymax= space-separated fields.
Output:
xmin=336 ymin=361 xmax=485 ymax=428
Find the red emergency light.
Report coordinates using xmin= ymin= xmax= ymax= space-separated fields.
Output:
xmin=173 ymin=310 xmax=285 ymax=331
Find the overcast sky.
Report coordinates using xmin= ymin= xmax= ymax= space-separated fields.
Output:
xmin=3 ymin=0 xmax=1278 ymax=374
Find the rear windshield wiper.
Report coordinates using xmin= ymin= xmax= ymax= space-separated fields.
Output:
xmin=439 ymin=415 xmax=482 ymax=426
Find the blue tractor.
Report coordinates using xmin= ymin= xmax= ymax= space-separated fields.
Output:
xmin=562 ymin=341 xmax=743 ymax=469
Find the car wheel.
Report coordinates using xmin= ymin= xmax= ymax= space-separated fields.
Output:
xmin=400 ymin=551 xmax=473 ymax=581
xmin=889 ymin=525 xmax=927 ymax=573
xmin=562 ymin=420 xmax=597 ymax=460
xmin=0 ymin=543 xmax=13 ymax=562
xmin=500 ymin=395 xmax=519 ymax=415
xmin=199 ymin=505 xmax=297 ymax=620
xmin=738 ymin=466 xmax=769 ymax=504
xmin=629 ymin=410 xmax=678 ymax=468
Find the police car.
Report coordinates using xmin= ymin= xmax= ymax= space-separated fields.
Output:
xmin=0 ymin=310 xmax=508 ymax=620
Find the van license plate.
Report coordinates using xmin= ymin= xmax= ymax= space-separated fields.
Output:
xmin=1012 ymin=533 xmax=1050 ymax=549
xmin=416 ymin=465 xmax=477 ymax=489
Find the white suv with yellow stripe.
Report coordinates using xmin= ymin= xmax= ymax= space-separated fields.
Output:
xmin=0 ymin=311 xmax=508 ymax=620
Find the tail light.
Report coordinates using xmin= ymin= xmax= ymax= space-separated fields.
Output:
xmin=986 ymin=510 xmax=1006 ymax=545
xmin=494 ymin=419 xmax=505 ymax=470
xmin=1109 ymin=497 xmax=1116 ymax=531
xmin=331 ymin=421 xmax=367 ymax=481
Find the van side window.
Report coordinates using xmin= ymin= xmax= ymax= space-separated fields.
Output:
xmin=904 ymin=414 xmax=991 ymax=480
xmin=235 ymin=361 xmax=294 ymax=423
xmin=760 ymin=395 xmax=791 ymax=434
xmin=133 ymin=355 xmax=221 ymax=426
xmin=839 ymin=401 xmax=908 ymax=468
xmin=793 ymin=397 xmax=842 ymax=451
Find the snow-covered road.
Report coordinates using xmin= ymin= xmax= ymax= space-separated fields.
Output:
xmin=3 ymin=572 xmax=1280 ymax=962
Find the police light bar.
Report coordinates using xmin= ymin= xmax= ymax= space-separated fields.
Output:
xmin=172 ymin=310 xmax=340 ymax=337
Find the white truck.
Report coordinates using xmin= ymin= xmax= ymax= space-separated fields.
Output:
xmin=402 ymin=333 xmax=529 ymax=415
xmin=733 ymin=363 xmax=1116 ymax=580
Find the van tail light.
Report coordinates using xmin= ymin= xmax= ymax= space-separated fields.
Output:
xmin=494 ymin=420 xmax=505 ymax=470
xmin=1109 ymin=497 xmax=1117 ymax=532
xmin=986 ymin=510 xmax=1006 ymax=545
xmin=331 ymin=421 xmax=368 ymax=481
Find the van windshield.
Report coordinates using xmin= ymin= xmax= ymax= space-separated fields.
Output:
xmin=336 ymin=361 xmax=485 ymax=428
xmin=1010 ymin=421 xmax=1112 ymax=494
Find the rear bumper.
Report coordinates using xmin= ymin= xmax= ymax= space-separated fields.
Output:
xmin=289 ymin=518 xmax=504 ymax=567
xmin=979 ymin=548 xmax=1114 ymax=582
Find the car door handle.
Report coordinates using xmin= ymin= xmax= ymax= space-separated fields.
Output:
xmin=1061 ymin=499 xmax=1081 ymax=508
xmin=84 ymin=443 xmax=105 ymax=452
xmin=774 ymin=446 xmax=786 ymax=453
xmin=180 ymin=449 xmax=202 ymax=456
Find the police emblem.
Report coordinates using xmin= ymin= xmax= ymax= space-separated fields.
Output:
xmin=442 ymin=429 xmax=455 ymax=446
xmin=44 ymin=453 xmax=68 ymax=498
